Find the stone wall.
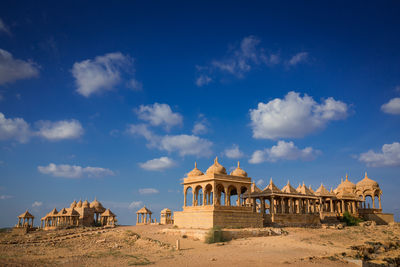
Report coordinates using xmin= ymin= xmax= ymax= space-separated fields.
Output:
xmin=361 ymin=213 xmax=394 ymax=225
xmin=264 ymin=213 xmax=321 ymax=226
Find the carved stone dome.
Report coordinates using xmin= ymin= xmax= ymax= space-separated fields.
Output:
xmin=335 ymin=174 xmax=356 ymax=193
xmin=90 ymin=198 xmax=106 ymax=213
xmin=356 ymin=172 xmax=379 ymax=189
xmin=187 ymin=162 xmax=204 ymax=177
xmin=206 ymin=157 xmax=227 ymax=175
xmin=82 ymin=199 xmax=90 ymax=208
xmin=70 ymin=200 xmax=77 ymax=209
xmin=76 ymin=199 xmax=83 ymax=208
xmin=230 ymin=161 xmax=247 ymax=177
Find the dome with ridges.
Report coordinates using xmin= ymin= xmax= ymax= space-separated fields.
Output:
xmin=206 ymin=157 xmax=227 ymax=175
xmin=230 ymin=161 xmax=247 ymax=177
xmin=187 ymin=162 xmax=204 ymax=177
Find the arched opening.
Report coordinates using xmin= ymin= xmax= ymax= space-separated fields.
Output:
xmin=228 ymin=186 xmax=238 ymax=206
xmin=364 ymin=195 xmax=373 ymax=209
xmin=205 ymin=184 xmax=213 ymax=205
xmin=239 ymin=186 xmax=248 ymax=206
xmin=186 ymin=187 xmax=193 ymax=206
xmin=265 ymin=199 xmax=270 ymax=214
xmin=256 ymin=198 xmax=261 ymax=213
xmin=374 ymin=195 xmax=379 ymax=209
xmin=216 ymin=184 xmax=225 ymax=206
xmin=195 ymin=186 xmax=203 ymax=206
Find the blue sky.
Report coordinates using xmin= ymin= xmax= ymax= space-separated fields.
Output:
xmin=1 ymin=1 xmax=400 ymax=226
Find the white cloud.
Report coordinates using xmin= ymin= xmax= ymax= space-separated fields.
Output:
xmin=192 ymin=115 xmax=208 ymax=135
xmin=358 ymin=142 xmax=400 ymax=167
xmin=72 ymin=52 xmax=137 ymax=97
xmin=32 ymin=201 xmax=42 ymax=208
xmin=135 ymin=103 xmax=183 ymax=130
xmin=160 ymin=134 xmax=212 ymax=157
xmin=225 ymin=144 xmax=244 ymax=159
xmin=127 ymin=79 xmax=143 ymax=91
xmin=139 ymin=156 xmax=175 ymax=171
xmin=128 ymin=201 xmax=143 ymax=209
xmin=36 ymin=119 xmax=84 ymax=141
xmin=250 ymin=91 xmax=348 ymax=139
xmin=0 ymin=18 xmax=10 ymax=35
xmin=381 ymin=98 xmax=400 ymax=115
xmin=127 ymin=124 xmax=213 ymax=157
xmin=249 ymin=140 xmax=320 ymax=164
xmin=256 ymin=179 xmax=265 ymax=187
xmin=287 ymin=52 xmax=309 ymax=66
xmin=0 ymin=112 xmax=31 ymax=143
xmin=0 ymin=49 xmax=39 ymax=85
xmin=196 ymin=75 xmax=212 ymax=87
xmin=0 ymin=195 xmax=12 ymax=200
xmin=38 ymin=163 xmax=115 ymax=178
xmin=139 ymin=188 xmax=159 ymax=194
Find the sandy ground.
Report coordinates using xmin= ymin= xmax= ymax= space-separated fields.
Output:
xmin=0 ymin=223 xmax=399 ymax=266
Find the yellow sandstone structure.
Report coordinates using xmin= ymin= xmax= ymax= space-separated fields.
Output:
xmin=16 ymin=210 xmax=35 ymax=228
xmin=160 ymin=208 xmax=173 ymax=225
xmin=174 ymin=158 xmax=394 ymax=229
xmin=136 ymin=206 xmax=153 ymax=225
xmin=40 ymin=198 xmax=117 ymax=229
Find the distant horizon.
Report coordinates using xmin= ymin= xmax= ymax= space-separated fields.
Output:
xmin=1 ymin=1 xmax=400 ymax=227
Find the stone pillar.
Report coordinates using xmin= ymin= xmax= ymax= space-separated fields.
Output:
xmin=236 ymin=187 xmax=241 ymax=206
xmin=192 ymin=189 xmax=196 ymax=206
xmin=341 ymin=200 xmax=345 ymax=213
xmin=136 ymin=214 xmax=139 ymax=224
xmin=184 ymin=188 xmax=187 ymax=207
xmin=252 ymin=198 xmax=256 ymax=212
xmin=224 ymin=188 xmax=229 ymax=206
xmin=306 ymin=199 xmax=310 ymax=214
xmin=372 ymin=197 xmax=375 ymax=209
xmin=378 ymin=195 xmax=382 ymax=209
xmin=261 ymin=198 xmax=265 ymax=214
xmin=203 ymin=188 xmax=207 ymax=206
xmin=296 ymin=199 xmax=300 ymax=214
xmin=352 ymin=201 xmax=356 ymax=214
xmin=289 ymin=198 xmax=293 ymax=213
xmin=330 ymin=199 xmax=333 ymax=212
xmin=270 ymin=197 xmax=275 ymax=214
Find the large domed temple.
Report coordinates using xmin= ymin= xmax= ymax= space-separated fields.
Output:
xmin=174 ymin=158 xmax=394 ymax=228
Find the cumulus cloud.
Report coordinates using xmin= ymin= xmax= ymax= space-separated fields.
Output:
xmin=127 ymin=124 xmax=213 ymax=157
xmin=139 ymin=188 xmax=159 ymax=195
xmin=38 ymin=163 xmax=115 ymax=178
xmin=0 ymin=18 xmax=10 ymax=35
xmin=32 ymin=201 xmax=42 ymax=208
xmin=256 ymin=179 xmax=265 ymax=187
xmin=0 ymin=112 xmax=31 ymax=143
xmin=286 ymin=52 xmax=309 ymax=66
xmin=36 ymin=119 xmax=84 ymax=141
xmin=127 ymin=79 xmax=143 ymax=91
xmin=72 ymin=52 xmax=138 ymax=97
xmin=249 ymin=140 xmax=320 ymax=164
xmin=128 ymin=201 xmax=143 ymax=209
xmin=225 ymin=144 xmax=244 ymax=159
xmin=250 ymin=91 xmax=348 ymax=139
xmin=358 ymin=142 xmax=400 ymax=167
xmin=135 ymin=103 xmax=183 ymax=130
xmin=139 ymin=156 xmax=175 ymax=171
xmin=0 ymin=48 xmax=39 ymax=85
xmin=192 ymin=115 xmax=208 ymax=135
xmin=381 ymin=97 xmax=400 ymax=115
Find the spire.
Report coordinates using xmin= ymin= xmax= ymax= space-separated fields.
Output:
xmin=237 ymin=161 xmax=240 ymax=168
xmin=194 ymin=161 xmax=197 ymax=168
xmin=214 ymin=156 xmax=218 ymax=164
xmin=346 ymin=173 xmax=349 ymax=181
xmin=365 ymin=171 xmax=368 ymax=178
xmin=270 ymin=177 xmax=273 ymax=184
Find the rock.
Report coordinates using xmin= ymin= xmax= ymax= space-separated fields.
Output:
xmin=96 ymin=239 xmax=106 ymax=243
xmin=335 ymin=224 xmax=345 ymax=230
xmin=211 ymin=258 xmax=217 ymax=261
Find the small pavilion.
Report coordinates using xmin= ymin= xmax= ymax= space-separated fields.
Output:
xmin=136 ymin=206 xmax=152 ymax=225
xmin=17 ymin=210 xmax=34 ymax=228
xmin=100 ymin=209 xmax=117 ymax=226
xmin=160 ymin=208 xmax=173 ymax=224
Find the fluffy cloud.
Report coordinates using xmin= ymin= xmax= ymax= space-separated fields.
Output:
xmin=224 ymin=144 xmax=244 ymax=159
xmin=0 ymin=49 xmax=39 ymax=85
xmin=286 ymin=52 xmax=309 ymax=66
xmin=192 ymin=115 xmax=208 ymax=135
xmin=381 ymin=98 xmax=400 ymax=115
xmin=127 ymin=79 xmax=143 ymax=91
xmin=139 ymin=188 xmax=159 ymax=194
xmin=127 ymin=124 xmax=213 ymax=157
xmin=249 ymin=140 xmax=320 ymax=164
xmin=256 ymin=179 xmax=266 ymax=187
xmin=72 ymin=52 xmax=138 ymax=97
xmin=128 ymin=201 xmax=143 ymax=209
xmin=38 ymin=163 xmax=115 ymax=178
xmin=135 ymin=103 xmax=183 ymax=130
xmin=0 ymin=18 xmax=10 ymax=35
xmin=36 ymin=119 xmax=84 ymax=141
xmin=250 ymin=91 xmax=348 ymax=139
xmin=358 ymin=142 xmax=400 ymax=167
xmin=160 ymin=135 xmax=212 ymax=157
xmin=0 ymin=112 xmax=31 ymax=143
xmin=32 ymin=201 xmax=43 ymax=208
xmin=139 ymin=156 xmax=175 ymax=171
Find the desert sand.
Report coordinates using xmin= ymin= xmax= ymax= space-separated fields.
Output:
xmin=0 ymin=223 xmax=399 ymax=266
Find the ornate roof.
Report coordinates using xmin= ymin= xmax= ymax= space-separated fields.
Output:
xmin=46 ymin=208 xmax=58 ymax=217
xmin=308 ymin=185 xmax=315 ymax=194
xmin=251 ymin=182 xmax=262 ymax=193
xmin=206 ymin=157 xmax=227 ymax=175
xmin=281 ymin=181 xmax=297 ymax=194
xmin=315 ymin=183 xmax=333 ymax=196
xmin=101 ymin=209 xmax=116 ymax=217
xmin=187 ymin=162 xmax=204 ymax=177
xmin=297 ymin=182 xmax=314 ymax=195
xmin=136 ymin=205 xmax=152 ymax=214
xmin=263 ymin=178 xmax=282 ymax=193
xmin=90 ymin=198 xmax=106 ymax=213
xmin=336 ymin=174 xmax=356 ymax=193
xmin=356 ymin=172 xmax=379 ymax=189
xmin=82 ymin=199 xmax=90 ymax=208
xmin=70 ymin=200 xmax=77 ymax=209
xmin=76 ymin=199 xmax=82 ymax=208
xmin=230 ymin=161 xmax=248 ymax=177
xmin=18 ymin=210 xmax=34 ymax=218
xmin=161 ymin=208 xmax=171 ymax=213
xmin=64 ymin=208 xmax=79 ymax=216
xmin=58 ymin=208 xmax=67 ymax=215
